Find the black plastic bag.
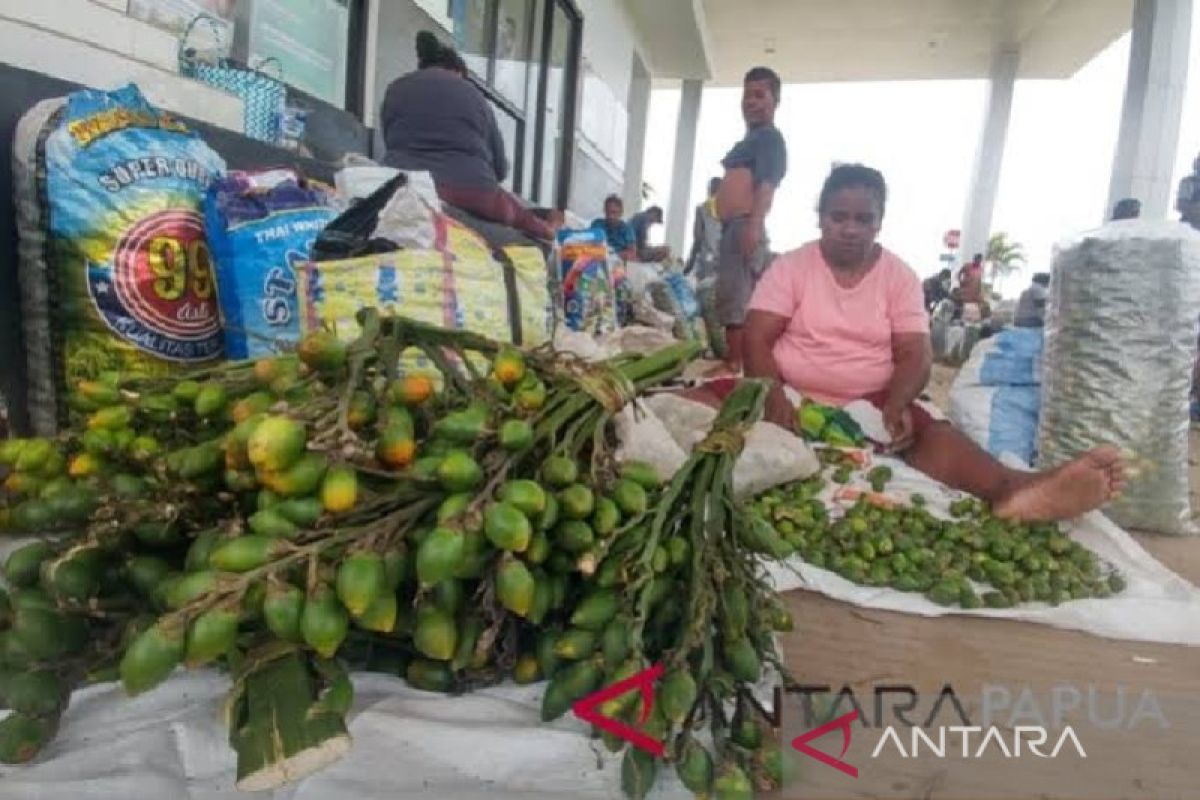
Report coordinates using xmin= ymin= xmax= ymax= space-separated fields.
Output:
xmin=310 ymin=172 xmax=407 ymax=261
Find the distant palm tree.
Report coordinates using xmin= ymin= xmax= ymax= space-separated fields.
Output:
xmin=986 ymin=232 xmax=1027 ymax=295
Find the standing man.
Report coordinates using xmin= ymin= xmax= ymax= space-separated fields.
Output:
xmin=713 ymin=67 xmax=787 ymax=374
xmin=958 ymin=253 xmax=984 ymax=303
xmin=685 ymin=177 xmax=723 ymax=280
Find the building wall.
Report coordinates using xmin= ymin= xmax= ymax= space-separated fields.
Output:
xmin=0 ymin=0 xmax=244 ymax=133
xmin=575 ymin=0 xmax=639 ymax=103
xmin=4 ymin=0 xmax=653 ymax=218
xmin=570 ymin=0 xmax=647 ymax=219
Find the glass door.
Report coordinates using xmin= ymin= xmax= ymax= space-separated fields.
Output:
xmin=531 ymin=0 xmax=580 ymax=209
xmin=450 ymin=0 xmax=580 ymax=207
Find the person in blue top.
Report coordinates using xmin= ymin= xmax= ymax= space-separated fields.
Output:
xmin=591 ymin=195 xmax=636 ymax=260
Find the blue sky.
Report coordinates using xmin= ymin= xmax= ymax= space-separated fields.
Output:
xmin=644 ymin=25 xmax=1200 ymax=297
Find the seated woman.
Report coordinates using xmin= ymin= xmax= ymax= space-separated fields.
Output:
xmin=696 ymin=164 xmax=1125 ymax=523
xmin=381 ymin=32 xmax=557 ymax=242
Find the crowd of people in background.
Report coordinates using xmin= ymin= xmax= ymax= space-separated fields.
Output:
xmin=374 ymin=32 xmax=1149 ymax=523
xmin=914 ymin=176 xmax=1180 ymax=343
xmin=589 ymin=198 xmax=671 ymax=263
xmin=379 ymin=30 xmax=1200 ymax=444
xmin=591 ymin=65 xmax=789 ymax=378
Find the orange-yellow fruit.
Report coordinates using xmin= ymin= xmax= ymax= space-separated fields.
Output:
xmin=376 ymin=409 xmax=416 ymax=469
xmin=391 ymin=375 xmax=434 ymax=407
xmin=297 ymin=331 xmax=347 ymax=373
xmin=247 ymin=416 xmax=306 ymax=473
xmin=321 ymin=465 xmax=359 ymax=513
xmin=377 ymin=434 xmax=416 ymax=469
xmin=231 ymin=392 xmax=273 ymax=424
xmin=68 ymin=453 xmax=103 ymax=478
xmin=491 ymin=349 xmax=526 ymax=387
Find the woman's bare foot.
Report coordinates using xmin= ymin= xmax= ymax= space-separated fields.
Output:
xmin=994 ymin=446 xmax=1126 ymax=522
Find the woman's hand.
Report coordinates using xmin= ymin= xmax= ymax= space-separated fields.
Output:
xmin=764 ymin=385 xmax=795 ymax=431
xmin=882 ymin=401 xmax=915 ymax=453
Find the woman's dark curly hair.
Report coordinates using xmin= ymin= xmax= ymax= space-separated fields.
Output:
xmin=818 ymin=163 xmax=887 ymax=217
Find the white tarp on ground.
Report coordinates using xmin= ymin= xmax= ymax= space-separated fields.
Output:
xmin=765 ymin=453 xmax=1200 ymax=647
xmin=5 ymin=400 xmax=1200 ymax=796
xmin=0 ymin=670 xmax=690 ymax=800
xmin=6 ymin=449 xmax=1197 ymax=798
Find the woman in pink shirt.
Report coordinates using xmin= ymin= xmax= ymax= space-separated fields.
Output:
xmin=737 ymin=164 xmax=1125 ymax=522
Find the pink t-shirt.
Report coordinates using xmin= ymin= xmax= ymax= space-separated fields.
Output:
xmin=748 ymin=241 xmax=929 ymax=405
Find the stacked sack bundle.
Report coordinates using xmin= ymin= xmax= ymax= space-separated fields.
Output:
xmin=1039 ymin=220 xmax=1200 ymax=534
xmin=13 ymin=84 xmax=227 ymax=435
xmin=948 ymin=326 xmax=1043 ymax=466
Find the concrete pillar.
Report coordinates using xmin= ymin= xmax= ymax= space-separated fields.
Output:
xmin=622 ymin=57 xmax=651 ymax=211
xmin=1107 ymin=0 xmax=1192 ymax=220
xmin=666 ymin=78 xmax=703 ymax=255
xmin=959 ymin=48 xmax=1020 ymax=268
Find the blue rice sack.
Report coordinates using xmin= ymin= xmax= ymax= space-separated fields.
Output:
xmin=205 ymin=169 xmax=336 ymax=359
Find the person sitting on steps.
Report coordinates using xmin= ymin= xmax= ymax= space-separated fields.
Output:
xmin=381 ymin=32 xmax=560 ymax=242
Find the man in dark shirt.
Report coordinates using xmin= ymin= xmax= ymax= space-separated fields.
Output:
xmin=712 ymin=66 xmax=787 ymax=373
xmin=923 ymin=268 xmax=952 ymax=311
xmin=627 ymin=206 xmax=670 ymax=262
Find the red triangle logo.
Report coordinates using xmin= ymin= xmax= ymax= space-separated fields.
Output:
xmin=790 ymin=708 xmax=859 ymax=778
xmin=572 ymin=663 xmax=665 ymax=758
